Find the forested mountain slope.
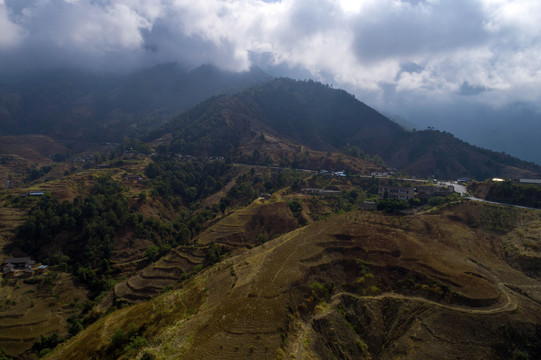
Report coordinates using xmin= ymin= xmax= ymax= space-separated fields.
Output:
xmin=151 ymin=78 xmax=541 ymax=179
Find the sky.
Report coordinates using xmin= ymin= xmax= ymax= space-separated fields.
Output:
xmin=1 ymin=0 xmax=540 ymax=163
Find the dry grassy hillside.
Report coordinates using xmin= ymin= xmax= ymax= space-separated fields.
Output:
xmin=0 ymin=135 xmax=68 ymax=187
xmin=112 ymin=197 xmax=300 ymax=305
xmin=45 ymin=203 xmax=541 ymax=360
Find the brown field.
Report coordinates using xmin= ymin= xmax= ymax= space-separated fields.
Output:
xmin=0 ymin=273 xmax=88 ymax=355
xmin=44 ymin=203 xmax=541 ymax=360
xmin=0 ymin=135 xmax=68 ymax=188
xmin=0 ymin=135 xmax=68 ymax=163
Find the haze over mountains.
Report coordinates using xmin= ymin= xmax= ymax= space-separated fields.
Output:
xmin=1 ymin=64 xmax=540 ymax=181
xmin=0 ymin=64 xmax=270 ymax=141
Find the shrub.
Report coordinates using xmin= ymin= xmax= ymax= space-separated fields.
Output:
xmin=376 ymin=199 xmax=409 ymax=213
xmin=124 ymin=336 xmax=148 ymax=352
xmin=141 ymin=353 xmax=155 ymax=360
xmin=428 ymin=196 xmax=445 ymax=206
xmin=111 ymin=329 xmax=126 ymax=348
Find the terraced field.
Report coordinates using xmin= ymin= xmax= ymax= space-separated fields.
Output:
xmin=114 ymin=247 xmax=207 ymax=305
xmin=0 ymin=273 xmax=87 ymax=355
xmin=45 ymin=204 xmax=541 ymax=360
xmin=113 ymin=198 xmax=299 ymax=306
xmin=0 ymin=200 xmax=25 ymax=251
xmin=197 ymin=199 xmax=298 ymax=248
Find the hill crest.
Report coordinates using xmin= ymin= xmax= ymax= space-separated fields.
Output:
xmin=153 ymin=78 xmax=541 ymax=179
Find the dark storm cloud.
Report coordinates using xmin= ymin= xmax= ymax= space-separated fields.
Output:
xmin=0 ymin=0 xmax=252 ymax=73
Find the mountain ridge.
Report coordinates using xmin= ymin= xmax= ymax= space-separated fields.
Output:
xmin=151 ymin=78 xmax=541 ymax=179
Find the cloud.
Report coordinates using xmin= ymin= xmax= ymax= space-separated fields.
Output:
xmin=0 ymin=0 xmax=540 ymax=160
xmin=0 ymin=0 xmax=537 ymax=90
xmin=459 ymin=81 xmax=488 ymax=96
xmin=0 ymin=0 xmax=23 ymax=48
xmin=0 ymin=0 xmax=538 ymax=105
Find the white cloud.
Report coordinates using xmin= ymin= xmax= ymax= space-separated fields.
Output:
xmin=0 ymin=0 xmax=23 ymax=48
xmin=0 ymin=0 xmax=540 ymax=110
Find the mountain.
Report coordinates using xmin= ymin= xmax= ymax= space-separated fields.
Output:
xmin=0 ymin=63 xmax=271 ymax=142
xmin=151 ymin=78 xmax=541 ymax=179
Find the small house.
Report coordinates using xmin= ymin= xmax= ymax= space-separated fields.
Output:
xmin=360 ymin=201 xmax=377 ymax=210
xmin=2 ymin=257 xmax=36 ymax=277
xmin=125 ymin=175 xmax=144 ymax=183
xmin=28 ymin=191 xmax=45 ymax=196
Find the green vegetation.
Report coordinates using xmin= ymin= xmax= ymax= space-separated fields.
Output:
xmin=0 ymin=349 xmax=14 ymax=360
xmin=10 ymin=176 xmax=186 ymax=296
xmin=141 ymin=352 xmax=155 ymax=360
xmin=493 ymin=324 xmax=541 ymax=360
xmin=288 ymin=198 xmax=306 ymax=225
xmin=31 ymin=333 xmax=64 ymax=357
xmin=111 ymin=329 xmax=127 ymax=348
xmin=310 ymin=281 xmax=334 ymax=302
xmin=145 ymin=157 xmax=229 ymax=203
xmin=341 ymin=143 xmax=385 ymax=165
xmin=376 ymin=199 xmax=410 ymax=213
xmin=25 ymin=165 xmax=53 ymax=182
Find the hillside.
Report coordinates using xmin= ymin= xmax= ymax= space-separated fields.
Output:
xmin=1 ymin=136 xmax=541 ymax=359
xmin=44 ymin=203 xmax=541 ymax=360
xmin=0 ymin=64 xmax=271 ymax=143
xmin=468 ymin=180 xmax=541 ymax=209
xmin=151 ymin=78 xmax=541 ymax=179
xmin=2 ymin=74 xmax=541 ymax=360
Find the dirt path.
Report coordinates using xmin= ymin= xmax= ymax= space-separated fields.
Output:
xmin=332 ymin=281 xmax=518 ymax=315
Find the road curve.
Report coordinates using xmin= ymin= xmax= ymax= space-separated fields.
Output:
xmin=332 ymin=282 xmax=518 ymax=315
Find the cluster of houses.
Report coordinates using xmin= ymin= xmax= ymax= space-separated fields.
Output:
xmin=298 ymin=182 xmax=456 ymax=211
xmin=300 ymin=188 xmax=342 ymax=196
xmin=2 ymin=257 xmax=47 ymax=278
xmin=318 ymin=170 xmax=346 ymax=177
xmin=377 ymin=184 xmax=455 ymax=201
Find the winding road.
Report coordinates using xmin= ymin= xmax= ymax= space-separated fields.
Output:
xmin=332 ymin=281 xmax=518 ymax=315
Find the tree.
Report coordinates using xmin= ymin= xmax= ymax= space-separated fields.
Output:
xmin=145 ymin=245 xmax=160 ymax=262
